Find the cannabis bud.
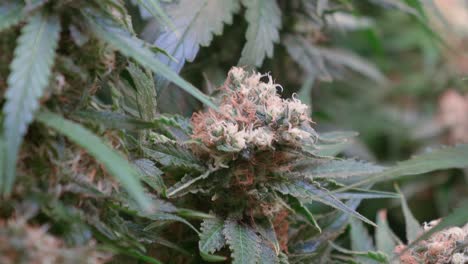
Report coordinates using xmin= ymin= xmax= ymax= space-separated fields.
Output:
xmin=191 ymin=67 xmax=317 ymax=166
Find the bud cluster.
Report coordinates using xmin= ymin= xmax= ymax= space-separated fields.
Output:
xmin=191 ymin=67 xmax=317 ymax=163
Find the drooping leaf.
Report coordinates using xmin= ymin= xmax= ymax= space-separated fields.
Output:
xmin=283 ymin=34 xmax=387 ymax=83
xmin=83 ymin=9 xmax=216 ymax=109
xmin=36 ymin=111 xmax=151 ymax=210
xmin=133 ymin=158 xmax=166 ymax=195
xmin=153 ymin=0 xmax=240 ymax=73
xmin=335 ymin=144 xmax=468 ymax=191
xmin=375 ymin=210 xmax=399 ymax=256
xmin=238 ymin=0 xmax=281 ymax=67
xmin=272 ymin=180 xmax=375 ymax=226
xmin=223 ymin=219 xmax=260 ymax=264
xmin=1 ymin=13 xmax=61 ymax=195
xmin=0 ymin=1 xmax=24 ymax=32
xmin=395 ymin=185 xmax=422 ymax=242
xmin=199 ymin=217 xmax=227 ymax=262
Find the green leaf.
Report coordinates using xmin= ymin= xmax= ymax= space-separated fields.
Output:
xmin=289 ymin=196 xmax=321 ymax=232
xmin=83 ymin=9 xmax=216 ymax=109
xmin=74 ymin=111 xmax=156 ymax=130
xmin=126 ymin=62 xmax=158 ymax=121
xmin=166 ymin=169 xmax=213 ymax=197
xmin=0 ymin=1 xmax=24 ymax=32
xmin=154 ymin=0 xmax=240 ymax=73
xmin=334 ymin=189 xmax=399 ymax=200
xmin=300 ymin=159 xmax=384 ymax=179
xmin=199 ymin=217 xmax=227 ymax=261
xmin=1 ymin=13 xmax=61 ymax=195
xmin=133 ymin=158 xmax=166 ymax=196
xmin=402 ymin=203 xmax=468 ymax=257
xmin=395 ymin=185 xmax=422 ymax=243
xmin=259 ymin=237 xmax=279 ymax=264
xmin=375 ymin=210 xmax=398 ymax=257
xmin=144 ymin=212 xmax=199 ymax=234
xmin=223 ymin=219 xmax=260 ymax=264
xmin=142 ymin=141 xmax=204 ymax=172
xmin=283 ymin=34 xmax=387 ymax=83
xmin=238 ymin=0 xmax=281 ymax=67
xmin=329 ymin=242 xmax=389 ymax=263
xmin=369 ymin=0 xmax=418 ymax=16
xmin=135 ymin=0 xmax=174 ymax=30
xmin=272 ymin=180 xmax=376 ymax=226
xmin=334 ymin=144 xmax=468 ymax=192
xmin=36 ymin=111 xmax=151 ymax=210
xmin=350 ymin=218 xmax=377 ymax=264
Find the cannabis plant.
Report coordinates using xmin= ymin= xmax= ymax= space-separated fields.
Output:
xmin=1 ymin=0 xmax=468 ymax=263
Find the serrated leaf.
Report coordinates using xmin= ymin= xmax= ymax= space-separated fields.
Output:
xmin=144 ymin=212 xmax=199 ymax=234
xmin=199 ymin=217 xmax=226 ymax=255
xmin=259 ymin=237 xmax=279 ymax=264
xmin=255 ymin=219 xmax=280 ymax=254
xmin=126 ymin=62 xmax=158 ymax=121
xmin=283 ymin=34 xmax=386 ymax=83
xmin=36 ymin=111 xmax=151 ymax=210
xmin=1 ymin=13 xmax=60 ymax=195
xmin=154 ymin=0 xmax=240 ymax=73
xmin=142 ymin=142 xmax=204 ymax=172
xmin=335 ymin=144 xmax=468 ymax=192
xmin=0 ymin=1 xmax=24 ymax=32
xmin=133 ymin=159 xmax=166 ymax=195
xmin=83 ymin=8 xmax=216 ymax=109
xmin=223 ymin=219 xmax=260 ymax=264
xmin=395 ymin=185 xmax=422 ymax=243
xmin=375 ymin=210 xmax=398 ymax=256
xmin=272 ymin=180 xmax=375 ymax=226
xmin=238 ymin=0 xmax=281 ymax=67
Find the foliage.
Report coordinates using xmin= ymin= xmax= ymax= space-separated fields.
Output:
xmin=0 ymin=0 xmax=467 ymax=263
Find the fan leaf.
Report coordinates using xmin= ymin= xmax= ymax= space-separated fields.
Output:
xmin=1 ymin=12 xmax=60 ymax=195
xmin=36 ymin=111 xmax=151 ymax=210
xmin=199 ymin=217 xmax=227 ymax=261
xmin=0 ymin=1 xmax=24 ymax=32
xmin=83 ymin=9 xmax=216 ymax=109
xmin=223 ymin=219 xmax=260 ymax=264
xmin=238 ymin=0 xmax=281 ymax=67
xmin=272 ymin=180 xmax=375 ymax=226
xmin=154 ymin=0 xmax=240 ymax=73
